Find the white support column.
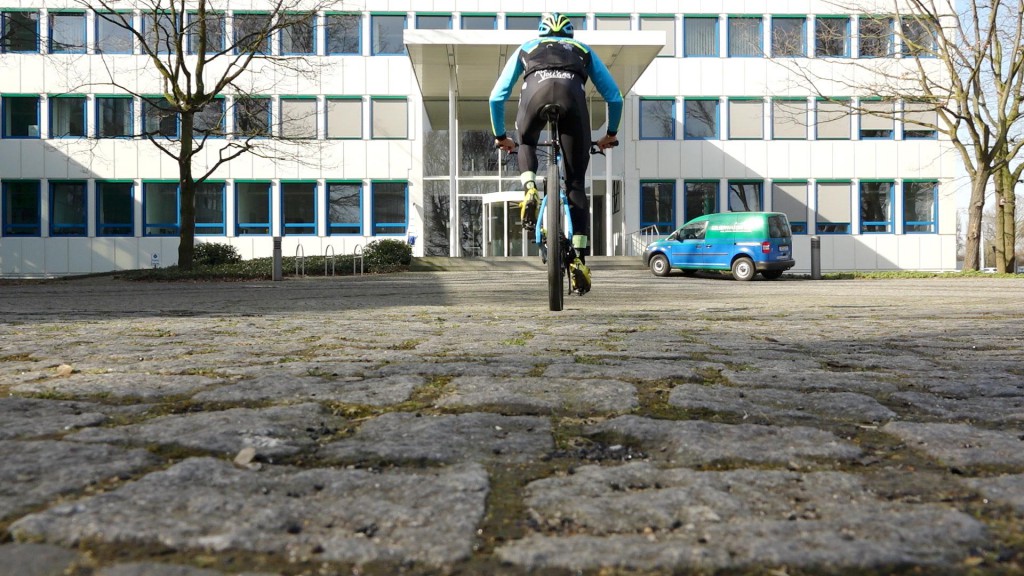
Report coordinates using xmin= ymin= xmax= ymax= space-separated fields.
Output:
xmin=605 ymin=150 xmax=613 ymax=256
xmin=448 ymin=58 xmax=458 ymax=257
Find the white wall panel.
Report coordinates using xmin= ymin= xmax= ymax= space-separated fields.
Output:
xmin=871 ymin=234 xmax=901 ymax=269
xmin=21 ymin=142 xmax=46 ymax=179
xmin=68 ymin=239 xmax=94 ymax=274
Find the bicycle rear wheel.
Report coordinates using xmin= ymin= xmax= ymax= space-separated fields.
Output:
xmin=546 ymin=152 xmax=563 ymax=311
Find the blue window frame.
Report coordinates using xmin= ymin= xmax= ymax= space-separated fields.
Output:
xmin=684 ymin=181 xmax=718 ymax=222
xmin=860 ymin=181 xmax=893 ymax=233
xmin=236 ymin=181 xmax=271 ymax=235
xmin=639 ymin=98 xmax=675 ymax=140
xmin=50 ymin=95 xmax=87 ymax=138
xmin=816 ymin=181 xmax=852 ymax=234
xmin=684 ymin=16 xmax=718 ymax=57
xmin=461 ymin=14 xmax=496 ymax=30
xmin=233 ymin=96 xmax=271 ymax=137
xmin=142 ymin=97 xmax=179 ymax=138
xmin=187 ymin=11 xmax=226 ymax=54
xmin=326 ymin=13 xmax=360 ymax=54
xmin=901 ymin=17 xmax=936 ymax=58
xmin=860 ymin=99 xmax=894 ymax=139
xmin=771 ymin=16 xmax=806 ymax=57
xmin=371 ymin=14 xmax=406 ymax=55
xmin=2 ymin=95 xmax=40 ymax=138
xmin=96 ymin=12 xmax=134 ymax=54
xmin=194 ymin=98 xmax=226 ymax=138
xmin=1 ymin=10 xmax=39 ymax=53
xmin=416 ymin=14 xmax=451 ymax=29
xmin=142 ymin=12 xmax=181 ymax=54
xmin=49 ymin=11 xmax=86 ymax=53
xmin=281 ymin=12 xmax=316 ymax=55
xmin=772 ymin=99 xmax=807 ymax=139
xmin=96 ymin=96 xmax=133 ymax=138
xmin=903 ymin=181 xmax=937 ymax=233
xmin=640 ymin=180 xmax=675 ymax=234
xmin=143 ymin=182 xmax=180 ymax=236
xmin=815 ymin=16 xmax=850 ymax=57
xmin=371 ymin=181 xmax=407 ymax=235
xmin=328 ymin=182 xmax=362 ymax=235
xmin=728 ymin=98 xmax=764 ymax=140
xmin=771 ymin=181 xmax=808 ymax=234
xmin=282 ymin=181 xmax=317 ymax=235
xmin=49 ymin=181 xmax=87 ymax=236
xmin=903 ymin=101 xmax=938 ymax=139
xmin=233 ymin=12 xmax=272 ymax=54
xmin=195 ymin=181 xmax=225 ymax=235
xmin=728 ymin=181 xmax=763 ymax=212
xmin=2 ymin=180 xmax=41 ymax=236
xmin=684 ymin=99 xmax=719 ymax=140
xmin=96 ymin=181 xmax=134 ymax=236
xmin=728 ymin=16 xmax=762 ymax=57
xmin=858 ymin=16 xmax=893 ymax=58
xmin=326 ymin=97 xmax=362 ymax=139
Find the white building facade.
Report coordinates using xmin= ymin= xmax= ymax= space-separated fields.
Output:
xmin=0 ymin=0 xmax=958 ymax=276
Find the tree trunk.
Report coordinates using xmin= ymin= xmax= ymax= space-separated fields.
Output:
xmin=177 ymin=112 xmax=196 ymax=270
xmin=963 ymin=170 xmax=990 ymax=271
xmin=998 ymin=168 xmax=1018 ymax=272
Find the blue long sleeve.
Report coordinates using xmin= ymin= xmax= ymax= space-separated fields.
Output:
xmin=586 ymin=50 xmax=623 ymax=135
xmin=489 ymin=49 xmax=524 ymax=137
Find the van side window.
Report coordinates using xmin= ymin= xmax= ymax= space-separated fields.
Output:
xmin=682 ymin=221 xmax=707 ymax=240
xmin=768 ymin=215 xmax=791 ymax=238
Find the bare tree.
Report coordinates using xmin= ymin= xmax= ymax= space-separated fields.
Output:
xmin=773 ymin=0 xmax=1024 ymax=271
xmin=79 ymin=0 xmax=337 ymax=269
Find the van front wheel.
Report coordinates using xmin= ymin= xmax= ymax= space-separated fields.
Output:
xmin=731 ymin=257 xmax=755 ymax=281
xmin=649 ymin=254 xmax=671 ymax=277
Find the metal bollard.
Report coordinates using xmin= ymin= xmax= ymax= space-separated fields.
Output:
xmin=810 ymin=236 xmax=821 ymax=280
xmin=273 ymin=236 xmax=282 ymax=281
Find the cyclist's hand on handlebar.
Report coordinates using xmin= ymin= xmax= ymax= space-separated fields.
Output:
xmin=495 ymin=136 xmax=517 ymax=153
xmin=596 ymin=134 xmax=619 ymax=151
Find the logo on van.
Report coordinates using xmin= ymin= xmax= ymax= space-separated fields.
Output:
xmin=708 ymin=219 xmax=760 ymax=233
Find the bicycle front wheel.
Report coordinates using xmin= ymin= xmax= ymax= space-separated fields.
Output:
xmin=546 ymin=160 xmax=563 ymax=311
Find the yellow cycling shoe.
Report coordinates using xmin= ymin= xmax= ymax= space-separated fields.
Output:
xmin=520 ymin=183 xmax=539 ymax=233
xmin=569 ymin=257 xmax=591 ymax=295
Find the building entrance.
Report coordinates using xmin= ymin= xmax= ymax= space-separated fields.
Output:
xmin=482 ymin=192 xmax=540 ymax=257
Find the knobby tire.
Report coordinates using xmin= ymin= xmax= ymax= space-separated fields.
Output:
xmin=546 ymin=142 xmax=563 ymax=312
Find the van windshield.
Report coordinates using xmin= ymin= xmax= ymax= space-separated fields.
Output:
xmin=768 ymin=215 xmax=792 ymax=239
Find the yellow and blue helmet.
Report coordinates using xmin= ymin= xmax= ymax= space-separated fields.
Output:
xmin=539 ymin=12 xmax=574 ymax=38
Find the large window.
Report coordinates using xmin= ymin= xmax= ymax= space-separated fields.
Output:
xmin=816 ymin=182 xmax=851 ymax=234
xmin=772 ymin=99 xmax=807 ymax=139
xmin=96 ymin=12 xmax=134 ymax=54
xmin=2 ymin=96 xmax=40 ymax=138
xmin=639 ymin=98 xmax=674 ymax=140
xmin=236 ymin=182 xmax=271 ymax=235
xmin=417 ymin=14 xmax=451 ymax=29
xmin=815 ymin=17 xmax=850 ymax=57
xmin=280 ymin=98 xmax=317 ymax=139
xmin=327 ymin=97 xmax=361 ymax=139
xmin=371 ymin=181 xmax=407 ymax=235
xmin=281 ymin=13 xmax=315 ymax=54
xmin=595 ymin=15 xmax=630 ymax=31
xmin=684 ymin=99 xmax=718 ymax=140
xmin=1 ymin=10 xmax=39 ymax=53
xmin=772 ymin=182 xmax=808 ymax=234
xmin=816 ymin=100 xmax=851 ymax=139
xmin=858 ymin=16 xmax=892 ymax=58
xmin=328 ymin=182 xmax=361 ymax=234
xmin=641 ymin=16 xmax=675 ymax=57
xmin=233 ymin=12 xmax=272 ymax=54
xmin=326 ymin=13 xmax=360 ymax=54
xmin=860 ymin=181 xmax=893 ymax=233
xmin=729 ymin=181 xmax=763 ymax=212
xmin=142 ymin=12 xmax=180 ymax=54
xmin=371 ymin=14 xmax=406 ymax=55
xmin=234 ymin=97 xmax=270 ymax=137
xmin=684 ymin=17 xmax=717 ymax=57
xmin=860 ymin=99 xmax=894 ymax=139
xmin=2 ymin=181 xmax=41 ymax=236
xmin=187 ymin=11 xmax=225 ymax=54
xmin=771 ymin=17 xmax=806 ymax=57
xmin=96 ymin=97 xmax=133 ymax=137
xmin=640 ymin=181 xmax=675 ymax=233
xmin=50 ymin=181 xmax=87 ymax=237
xmin=505 ymin=15 xmax=540 ymax=30
xmin=903 ymin=101 xmax=938 ymax=139
xmin=371 ymin=97 xmax=407 ymax=139
xmin=901 ymin=17 xmax=936 ymax=57
xmin=142 ymin=97 xmax=178 ymax=138
xmin=195 ymin=181 xmax=225 ymax=235
xmin=728 ymin=16 xmax=762 ymax=56
xmin=282 ymin=182 xmax=316 ymax=235
xmin=49 ymin=12 xmax=86 ymax=53
xmin=143 ymin=182 xmax=179 ymax=236
xmin=903 ymin=182 xmax=937 ymax=233
xmin=96 ymin=181 xmax=134 ymax=236
xmin=194 ymin=98 xmax=225 ymax=138
xmin=50 ymin=96 xmax=86 ymax=138
xmin=461 ymin=14 xmax=496 ymax=30
xmin=728 ymin=99 xmax=763 ymax=140
xmin=684 ymin=181 xmax=717 ymax=221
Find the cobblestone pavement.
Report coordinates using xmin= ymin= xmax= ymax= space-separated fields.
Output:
xmin=1 ymin=270 xmax=1023 ymax=576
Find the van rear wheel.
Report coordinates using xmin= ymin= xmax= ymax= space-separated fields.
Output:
xmin=731 ymin=257 xmax=755 ymax=281
xmin=649 ymin=254 xmax=671 ymax=277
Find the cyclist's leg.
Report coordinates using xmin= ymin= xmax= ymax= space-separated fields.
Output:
xmin=558 ymin=86 xmax=593 ymax=262
xmin=515 ymin=83 xmax=547 ymax=232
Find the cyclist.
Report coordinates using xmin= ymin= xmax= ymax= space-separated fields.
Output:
xmin=490 ymin=12 xmax=622 ymax=294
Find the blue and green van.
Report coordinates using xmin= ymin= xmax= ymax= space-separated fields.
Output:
xmin=643 ymin=212 xmax=795 ymax=281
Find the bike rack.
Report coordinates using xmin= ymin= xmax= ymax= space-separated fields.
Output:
xmin=294 ymin=244 xmax=306 ymax=277
xmin=324 ymin=245 xmax=336 ymax=276
xmin=352 ymin=244 xmax=364 ymax=276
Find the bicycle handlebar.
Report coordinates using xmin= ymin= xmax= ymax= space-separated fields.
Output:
xmin=496 ymin=140 xmax=619 ymax=155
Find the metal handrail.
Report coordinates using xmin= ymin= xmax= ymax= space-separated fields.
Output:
xmin=294 ymin=244 xmax=305 ymax=277
xmin=324 ymin=245 xmax=336 ymax=276
xmin=352 ymin=244 xmax=364 ymax=275
xmin=625 ymin=225 xmax=663 ymax=256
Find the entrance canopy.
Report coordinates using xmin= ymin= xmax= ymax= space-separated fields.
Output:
xmin=405 ymin=30 xmax=665 ymax=129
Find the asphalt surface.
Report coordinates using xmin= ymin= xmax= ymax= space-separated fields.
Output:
xmin=1 ymin=269 xmax=1023 ymax=576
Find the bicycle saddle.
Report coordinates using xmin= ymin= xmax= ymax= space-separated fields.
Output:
xmin=540 ymin=104 xmax=563 ymax=121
